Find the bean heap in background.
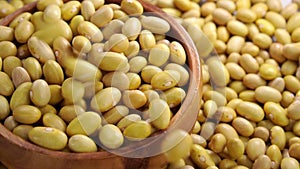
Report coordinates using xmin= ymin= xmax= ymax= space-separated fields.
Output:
xmin=1 ymin=0 xmax=300 ymax=169
xmin=143 ymin=0 xmax=300 ymax=169
xmin=0 ymin=0 xmax=191 ymax=154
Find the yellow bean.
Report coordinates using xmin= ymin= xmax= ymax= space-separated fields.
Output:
xmin=201 ymin=2 xmax=216 ymax=17
xmin=225 ymin=62 xmax=246 ymax=80
xmin=259 ymin=63 xmax=280 ymax=80
xmin=284 ymin=75 xmax=300 ymax=93
xmin=275 ymin=28 xmax=292 ymax=45
xmin=0 ymin=1 xmax=15 ymax=18
xmin=289 ymin=142 xmax=300 ymax=160
xmin=30 ymin=79 xmax=51 ymax=107
xmin=236 ymin=0 xmax=251 ymax=9
xmin=36 ymin=0 xmax=63 ymax=11
xmin=239 ymin=90 xmax=256 ymax=102
xmin=123 ymin=120 xmax=152 ymax=141
xmin=264 ymin=102 xmax=288 ymax=127
xmin=217 ymin=0 xmax=236 ymax=13
xmin=252 ymin=155 xmax=272 ymax=169
xmin=0 ymin=72 xmax=14 ymax=97
xmin=81 ymin=1 xmax=95 ymax=21
xmin=283 ymin=43 xmax=300 ymax=61
xmin=0 ymin=41 xmax=17 ymax=59
xmin=251 ymin=2 xmax=268 ymax=18
xmin=287 ymin=13 xmax=300 ymax=33
xmin=269 ymin=43 xmax=286 ymax=63
xmin=253 ymin=33 xmax=272 ymax=49
xmin=98 ymin=124 xmax=124 ymax=149
xmin=0 ymin=95 xmax=10 ymax=121
xmin=228 ymin=20 xmax=249 ymax=37
xmin=10 ymin=82 xmax=32 ymax=111
xmin=208 ymin=133 xmax=226 ymax=153
xmin=232 ymin=117 xmax=254 ymax=137
xmin=12 ymin=125 xmax=33 ymax=140
xmin=212 ymin=8 xmax=232 ymax=25
xmin=29 ymin=127 xmax=67 ymax=150
xmin=281 ymin=157 xmax=300 ymax=169
xmin=293 ymin=121 xmax=300 ymax=136
xmin=217 ymin=26 xmax=230 ymax=42
xmin=268 ymin=77 xmax=285 ymax=92
xmin=255 ymin=86 xmax=282 ymax=103
xmin=243 ymin=73 xmax=266 ymax=89
xmin=67 ymin=111 xmax=101 ymax=136
xmin=148 ymin=99 xmax=171 ymax=129
xmin=265 ymin=11 xmax=286 ymax=29
xmin=61 ymin=1 xmax=81 ymax=21
xmin=219 ymin=159 xmax=238 ymax=169
xmin=43 ymin=113 xmax=66 ymax=132
xmin=239 ymin=54 xmax=259 ymax=73
xmin=190 ymin=144 xmax=215 ymax=168
xmin=281 ymin=3 xmax=298 ymax=19
xmin=219 ymin=106 xmax=237 ymax=123
xmin=162 ymin=129 xmax=193 ymax=163
xmin=292 ymin=27 xmax=300 ymax=42
xmin=270 ymin=126 xmax=286 ymax=150
xmin=266 ymin=145 xmax=282 ymax=169
xmin=241 ymin=42 xmax=260 ymax=57
xmin=215 ymin=123 xmax=239 ymax=139
xmin=246 ymin=138 xmax=266 ymax=161
xmin=13 ymin=105 xmax=41 ymax=124
xmin=120 ymin=0 xmax=143 ymax=15
xmin=266 ymin=0 xmax=282 ymax=12
xmin=227 ymin=138 xmax=245 ymax=160
xmin=227 ymin=36 xmax=246 ymax=54
xmin=253 ymin=126 xmax=270 ymax=142
xmin=236 ymin=101 xmax=264 ymax=122
xmin=236 ymin=8 xmax=257 ymax=23
xmin=255 ymin=19 xmax=275 ymax=36
xmin=0 ymin=26 xmax=14 ymax=41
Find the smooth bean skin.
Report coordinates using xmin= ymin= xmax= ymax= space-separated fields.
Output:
xmin=28 ymin=127 xmax=67 ymax=150
xmin=0 ymin=95 xmax=10 ymax=120
xmin=12 ymin=125 xmax=33 ymax=140
xmin=67 ymin=111 xmax=102 ymax=136
xmin=270 ymin=126 xmax=286 ymax=150
xmin=264 ymin=102 xmax=289 ymax=126
xmin=98 ymin=124 xmax=124 ymax=149
xmin=43 ymin=113 xmax=66 ymax=132
xmin=161 ymin=129 xmax=193 ymax=163
xmin=141 ymin=16 xmax=170 ymax=34
xmin=190 ymin=144 xmax=215 ymax=168
xmin=123 ymin=120 xmax=152 ymax=141
xmin=255 ymin=86 xmax=282 ymax=103
xmin=30 ymin=79 xmax=51 ymax=107
xmin=236 ymin=101 xmax=265 ymax=122
xmin=246 ymin=138 xmax=266 ymax=161
xmin=281 ymin=157 xmax=300 ymax=169
xmin=232 ymin=117 xmax=254 ymax=137
xmin=0 ymin=72 xmax=14 ymax=97
xmin=122 ymin=90 xmax=147 ymax=109
xmin=12 ymin=66 xmax=31 ymax=88
xmin=149 ymin=99 xmax=171 ymax=130
xmin=68 ymin=134 xmax=97 ymax=153
xmin=227 ymin=138 xmax=245 ymax=160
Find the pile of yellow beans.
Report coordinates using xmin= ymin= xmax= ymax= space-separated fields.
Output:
xmin=146 ymin=0 xmax=300 ymax=169
xmin=1 ymin=0 xmax=300 ymax=169
xmin=0 ymin=0 xmax=191 ymax=154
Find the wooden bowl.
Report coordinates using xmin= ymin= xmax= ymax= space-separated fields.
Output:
xmin=0 ymin=0 xmax=202 ymax=169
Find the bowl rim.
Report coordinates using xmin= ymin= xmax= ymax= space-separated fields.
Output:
xmin=0 ymin=0 xmax=202 ymax=167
